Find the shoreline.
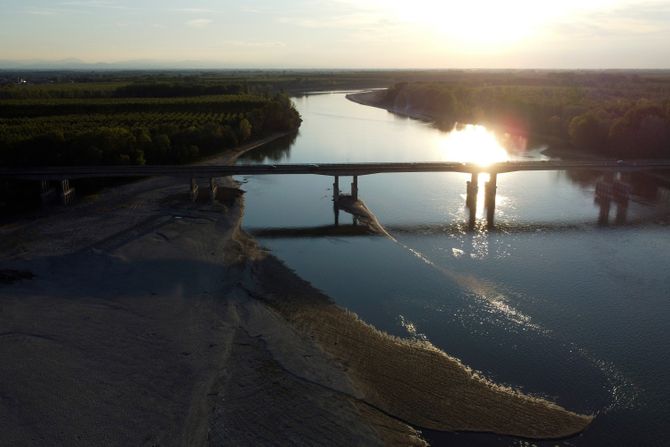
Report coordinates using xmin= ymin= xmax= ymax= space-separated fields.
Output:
xmin=0 ymin=129 xmax=592 ymax=445
xmin=200 ymin=131 xmax=296 ymax=166
xmin=346 ymin=90 xmax=435 ymax=123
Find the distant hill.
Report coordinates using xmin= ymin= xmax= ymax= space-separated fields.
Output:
xmin=0 ymin=59 xmax=226 ymax=70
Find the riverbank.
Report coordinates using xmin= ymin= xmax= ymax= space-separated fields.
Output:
xmin=347 ymin=90 xmax=434 ymax=122
xmin=0 ymin=136 xmax=592 ymax=445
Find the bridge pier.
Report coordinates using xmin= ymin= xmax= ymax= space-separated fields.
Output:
xmin=333 ymin=176 xmax=340 ymax=226
xmin=190 ymin=178 xmax=199 ymax=202
xmin=466 ymin=173 xmax=478 ymax=229
xmin=615 ymin=199 xmax=628 ymax=224
xmin=209 ymin=177 xmax=218 ymax=201
xmin=333 ymin=176 xmax=340 ymax=201
xmin=485 ymin=173 xmax=497 ymax=227
xmin=332 ymin=175 xmax=359 ymax=201
xmin=40 ymin=179 xmax=56 ymax=205
xmin=597 ymin=196 xmax=611 ymax=225
xmin=60 ymin=179 xmax=75 ymax=205
xmin=332 ymin=175 xmax=361 ymax=225
xmin=466 ymin=173 xmax=478 ymax=208
xmin=614 ymin=180 xmax=631 ymax=224
xmin=596 ymin=178 xmax=631 ymax=225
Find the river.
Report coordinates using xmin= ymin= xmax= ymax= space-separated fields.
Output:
xmin=236 ymin=92 xmax=670 ymax=446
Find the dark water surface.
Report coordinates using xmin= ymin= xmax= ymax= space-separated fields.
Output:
xmin=237 ymin=92 xmax=670 ymax=446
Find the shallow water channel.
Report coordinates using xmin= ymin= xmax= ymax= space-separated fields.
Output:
xmin=236 ymin=92 xmax=670 ymax=446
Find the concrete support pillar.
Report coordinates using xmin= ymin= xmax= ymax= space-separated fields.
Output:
xmin=190 ymin=178 xmax=199 ymax=202
xmin=209 ymin=177 xmax=218 ymax=201
xmin=595 ymin=180 xmax=611 ymax=226
xmin=40 ymin=179 xmax=55 ymax=204
xmin=613 ymin=180 xmax=631 ymax=225
xmin=60 ymin=179 xmax=75 ymax=205
xmin=333 ymin=176 xmax=340 ymax=201
xmin=598 ymin=198 xmax=611 ymax=226
xmin=466 ymin=173 xmax=479 ymax=229
xmin=333 ymin=176 xmax=340 ymax=226
xmin=466 ymin=172 xmax=479 ymax=209
xmin=351 ymin=176 xmax=358 ymax=201
xmin=615 ymin=201 xmax=628 ymax=225
xmin=596 ymin=178 xmax=630 ymax=225
xmin=485 ymin=173 xmax=497 ymax=227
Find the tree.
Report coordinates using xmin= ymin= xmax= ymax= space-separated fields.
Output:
xmin=569 ymin=113 xmax=607 ymax=153
xmin=609 ymin=105 xmax=670 ymax=157
xmin=239 ymin=118 xmax=252 ymax=142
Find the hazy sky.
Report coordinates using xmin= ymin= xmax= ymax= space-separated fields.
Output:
xmin=1 ymin=0 xmax=669 ymax=68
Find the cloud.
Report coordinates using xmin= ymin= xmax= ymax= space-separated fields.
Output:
xmin=222 ymin=40 xmax=287 ymax=48
xmin=171 ymin=8 xmax=222 ymax=14
xmin=23 ymin=9 xmax=59 ymax=16
xmin=59 ymin=0 xmax=132 ymax=10
xmin=186 ymin=18 xmax=213 ymax=29
xmin=548 ymin=1 xmax=670 ymax=39
xmin=278 ymin=12 xmax=386 ymax=29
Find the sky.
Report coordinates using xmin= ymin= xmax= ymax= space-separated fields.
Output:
xmin=1 ymin=0 xmax=669 ymax=68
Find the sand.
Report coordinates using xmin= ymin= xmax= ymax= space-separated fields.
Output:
xmin=0 ymin=134 xmax=592 ymax=446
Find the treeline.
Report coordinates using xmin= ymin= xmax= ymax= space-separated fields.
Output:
xmin=0 ymin=93 xmax=301 ymax=167
xmin=113 ymin=82 xmax=249 ymax=98
xmin=0 ymin=74 xmax=386 ymax=100
xmin=0 ymin=95 xmax=269 ymax=118
xmin=380 ymin=79 xmax=670 ymax=158
xmin=5 ymin=68 xmax=473 ymax=99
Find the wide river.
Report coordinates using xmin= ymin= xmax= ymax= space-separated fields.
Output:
xmin=237 ymin=92 xmax=670 ymax=446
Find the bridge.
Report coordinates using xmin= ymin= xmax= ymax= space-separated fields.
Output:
xmin=2 ymin=159 xmax=670 ymax=181
xmin=2 ymin=159 xmax=669 ymax=226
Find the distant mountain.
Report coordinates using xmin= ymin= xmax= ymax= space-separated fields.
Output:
xmin=0 ymin=58 xmax=228 ymax=70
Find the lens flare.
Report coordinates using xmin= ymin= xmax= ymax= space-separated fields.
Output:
xmin=438 ymin=124 xmax=510 ymax=166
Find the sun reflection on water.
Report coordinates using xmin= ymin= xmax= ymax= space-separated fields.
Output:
xmin=438 ymin=124 xmax=510 ymax=166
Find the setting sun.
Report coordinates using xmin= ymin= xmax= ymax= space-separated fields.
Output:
xmin=390 ymin=1 xmax=542 ymax=47
xmin=437 ymin=124 xmax=510 ymax=166
xmin=375 ymin=0 xmax=629 ymax=50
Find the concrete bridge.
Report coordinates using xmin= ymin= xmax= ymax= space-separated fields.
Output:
xmin=2 ymin=159 xmax=669 ymax=227
xmin=3 ymin=159 xmax=670 ymax=181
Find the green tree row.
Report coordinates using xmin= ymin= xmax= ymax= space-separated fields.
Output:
xmin=0 ymin=112 xmax=252 ymax=142
xmin=0 ymin=95 xmax=270 ymax=118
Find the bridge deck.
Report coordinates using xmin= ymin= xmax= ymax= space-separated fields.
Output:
xmin=2 ymin=160 xmax=670 ymax=181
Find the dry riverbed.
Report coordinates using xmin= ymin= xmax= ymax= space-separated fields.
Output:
xmin=0 ymin=137 xmax=592 ymax=446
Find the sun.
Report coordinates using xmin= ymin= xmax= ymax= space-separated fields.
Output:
xmin=376 ymin=0 xmax=619 ymax=50
xmin=397 ymin=1 xmax=551 ymax=49
xmin=437 ymin=124 xmax=510 ymax=166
